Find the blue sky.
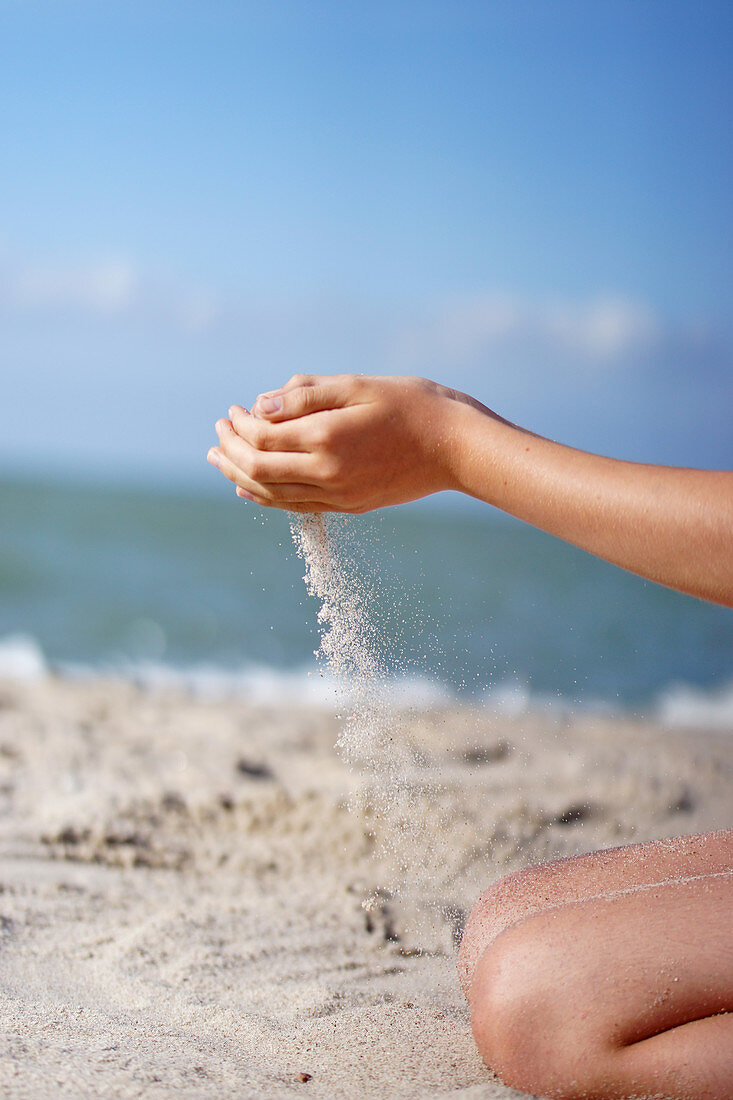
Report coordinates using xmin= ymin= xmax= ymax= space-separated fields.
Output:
xmin=1 ymin=0 xmax=731 ymax=489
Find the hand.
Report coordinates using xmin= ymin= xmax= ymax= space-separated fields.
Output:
xmin=207 ymin=373 xmax=481 ymax=512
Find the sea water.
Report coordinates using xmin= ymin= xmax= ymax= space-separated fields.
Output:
xmin=1 ymin=473 xmax=732 ymax=725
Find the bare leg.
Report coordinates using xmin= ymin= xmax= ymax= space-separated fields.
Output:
xmin=470 ymin=872 xmax=733 ymax=1099
xmin=460 ymin=832 xmax=733 ymax=1099
xmin=458 ymin=830 xmax=733 ymax=996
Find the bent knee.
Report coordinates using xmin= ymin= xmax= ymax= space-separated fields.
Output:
xmin=470 ymin=919 xmax=559 ymax=1092
xmin=469 ymin=912 xmax=604 ymax=1099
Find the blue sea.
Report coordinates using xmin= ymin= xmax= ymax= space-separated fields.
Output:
xmin=1 ymin=474 xmax=732 ymax=725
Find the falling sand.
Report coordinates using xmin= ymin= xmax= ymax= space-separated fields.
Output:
xmin=290 ymin=512 xmax=452 ymax=918
xmin=290 ymin=512 xmax=405 ymax=765
xmin=292 ymin=513 xmax=498 ymax=946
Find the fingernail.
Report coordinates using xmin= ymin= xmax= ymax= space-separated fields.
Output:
xmin=257 ymin=395 xmax=282 ymax=414
xmin=236 ymin=487 xmax=255 ymax=501
xmin=207 ymin=449 xmax=221 ymax=468
xmin=215 ymin=419 xmax=229 ymax=434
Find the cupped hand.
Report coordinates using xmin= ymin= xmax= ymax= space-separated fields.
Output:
xmin=207 ymin=373 xmax=479 ymax=512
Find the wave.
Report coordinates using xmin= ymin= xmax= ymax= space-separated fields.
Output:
xmin=655 ymin=680 xmax=733 ymax=730
xmin=0 ymin=633 xmax=450 ymax=710
xmin=0 ymin=633 xmax=731 ymax=728
xmin=0 ymin=634 xmax=47 ymax=680
xmin=64 ymin=659 xmax=453 ymax=710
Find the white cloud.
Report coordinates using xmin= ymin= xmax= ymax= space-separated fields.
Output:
xmin=0 ymin=248 xmax=725 ymax=407
xmin=391 ymin=292 xmax=663 ymax=372
xmin=542 ymin=297 xmax=660 ymax=358
xmin=5 ymin=258 xmax=138 ymax=314
xmin=0 ymin=248 xmax=665 ymax=365
xmin=0 ymin=252 xmax=221 ymax=332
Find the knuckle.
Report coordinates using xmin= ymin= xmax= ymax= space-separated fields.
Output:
xmin=238 ymin=450 xmax=257 ymax=477
xmin=246 ymin=456 xmax=266 ymax=481
xmin=247 ymin=420 xmax=274 ymax=452
xmin=257 ymin=430 xmax=276 ymax=453
xmin=310 ymin=428 xmax=330 ymax=451
xmin=300 ymin=386 xmax=320 ymax=412
xmin=319 ymin=456 xmax=344 ymax=486
xmin=345 ymin=373 xmax=364 ymax=393
xmin=249 ymin=420 xmax=267 ymax=449
xmin=309 ymin=419 xmax=337 ymax=450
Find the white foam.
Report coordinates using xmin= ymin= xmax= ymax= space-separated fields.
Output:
xmin=0 ymin=634 xmax=47 ymax=680
xmin=2 ymin=632 xmax=728 ymax=729
xmin=655 ymin=679 xmax=733 ymax=730
xmin=99 ymin=659 xmax=450 ymax=709
xmin=55 ymin=648 xmax=451 ymax=710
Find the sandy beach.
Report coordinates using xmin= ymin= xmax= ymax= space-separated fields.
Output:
xmin=0 ymin=674 xmax=730 ymax=1099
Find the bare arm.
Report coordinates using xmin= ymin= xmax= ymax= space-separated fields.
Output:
xmin=451 ymin=402 xmax=733 ymax=606
xmin=207 ymin=373 xmax=733 ymax=607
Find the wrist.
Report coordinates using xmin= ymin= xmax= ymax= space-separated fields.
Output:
xmin=420 ymin=389 xmax=472 ymax=495
xmin=439 ymin=394 xmax=511 ymax=503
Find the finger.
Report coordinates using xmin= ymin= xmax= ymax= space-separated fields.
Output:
xmin=236 ymin=486 xmax=340 ymax=513
xmin=217 ymin=455 xmax=332 ymax=502
xmin=235 ymin=486 xmax=340 ymax=512
xmin=209 ymin=440 xmax=327 ymax=501
xmin=253 ymin=375 xmax=356 ymax=423
xmin=228 ymin=405 xmax=312 ymax=453
xmin=214 ymin=419 xmax=317 ymax=483
xmin=208 ymin=443 xmax=280 ymax=492
xmin=209 ymin=444 xmax=340 ymax=508
xmin=255 ymin=373 xmax=318 ymax=401
xmin=259 ymin=374 xmax=316 ymax=396
xmin=244 ymin=374 xmax=318 ymax=415
xmin=232 ymin=468 xmax=330 ymax=502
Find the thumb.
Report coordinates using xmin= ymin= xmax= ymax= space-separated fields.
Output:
xmin=253 ymin=377 xmax=351 ymax=422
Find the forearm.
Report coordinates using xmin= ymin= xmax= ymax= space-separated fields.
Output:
xmin=448 ymin=400 xmax=733 ymax=606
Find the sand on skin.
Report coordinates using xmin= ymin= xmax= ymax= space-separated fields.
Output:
xmin=0 ymin=674 xmax=730 ymax=1098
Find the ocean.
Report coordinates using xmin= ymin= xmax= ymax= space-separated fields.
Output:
xmin=1 ymin=474 xmax=732 ymax=725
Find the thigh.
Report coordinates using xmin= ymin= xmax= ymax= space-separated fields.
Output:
xmin=471 ymin=870 xmax=733 ymax=1100
xmin=459 ymin=829 xmax=733 ymax=997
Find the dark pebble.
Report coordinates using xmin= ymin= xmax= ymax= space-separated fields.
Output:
xmin=554 ymin=803 xmax=594 ymax=826
xmin=235 ymin=758 xmax=274 ymax=780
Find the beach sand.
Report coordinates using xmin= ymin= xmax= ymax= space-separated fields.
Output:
xmin=0 ymin=675 xmax=730 ymax=1098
